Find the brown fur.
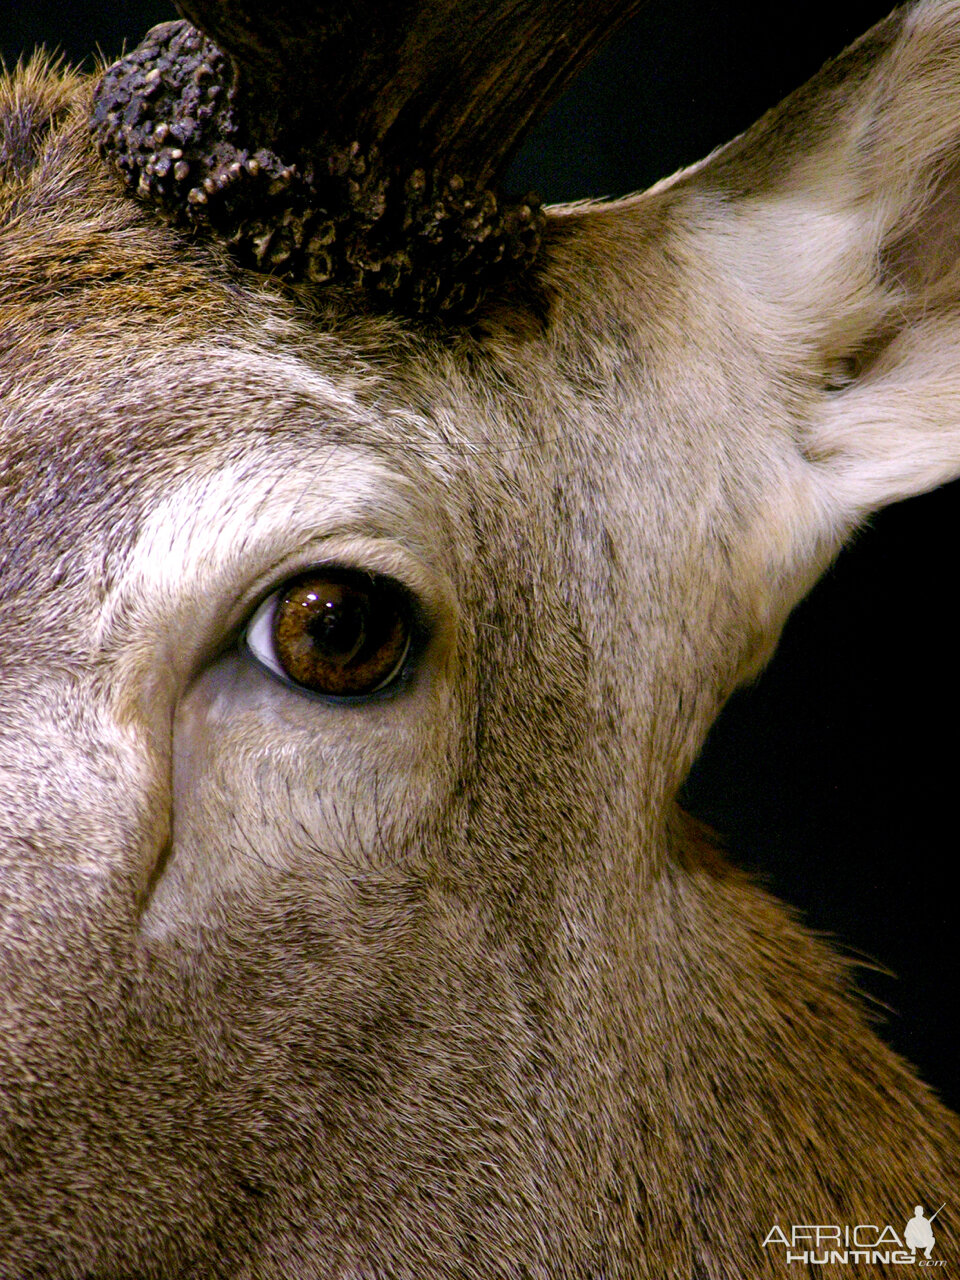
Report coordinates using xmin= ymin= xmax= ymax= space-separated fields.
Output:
xmin=1 ymin=8 xmax=959 ymax=1277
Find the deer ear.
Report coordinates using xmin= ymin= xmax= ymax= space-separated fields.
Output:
xmin=707 ymin=3 xmax=960 ymax=521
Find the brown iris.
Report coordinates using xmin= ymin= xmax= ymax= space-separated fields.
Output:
xmin=272 ymin=568 xmax=411 ymax=696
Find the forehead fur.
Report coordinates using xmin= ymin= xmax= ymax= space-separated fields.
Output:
xmin=0 ymin=59 xmax=554 ymax=459
xmin=0 ymin=61 xmax=434 ymax=416
xmin=0 ymin=60 xmax=214 ymax=318
xmin=0 ymin=63 xmax=426 ymax=536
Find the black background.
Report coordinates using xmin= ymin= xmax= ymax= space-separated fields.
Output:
xmin=4 ymin=3 xmax=958 ymax=1112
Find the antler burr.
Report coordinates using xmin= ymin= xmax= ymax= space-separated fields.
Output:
xmin=91 ymin=0 xmax=643 ymax=315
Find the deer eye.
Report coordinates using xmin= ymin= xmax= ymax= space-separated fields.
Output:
xmin=245 ymin=567 xmax=413 ymax=699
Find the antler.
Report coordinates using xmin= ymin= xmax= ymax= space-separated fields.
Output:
xmin=91 ymin=0 xmax=643 ymax=316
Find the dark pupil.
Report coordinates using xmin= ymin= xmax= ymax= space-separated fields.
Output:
xmin=307 ymin=590 xmax=366 ymax=665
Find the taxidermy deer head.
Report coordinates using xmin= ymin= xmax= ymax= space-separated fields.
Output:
xmin=0 ymin=1 xmax=958 ymax=1275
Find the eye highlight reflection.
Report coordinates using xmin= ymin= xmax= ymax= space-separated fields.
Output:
xmin=246 ymin=567 xmax=413 ymax=698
